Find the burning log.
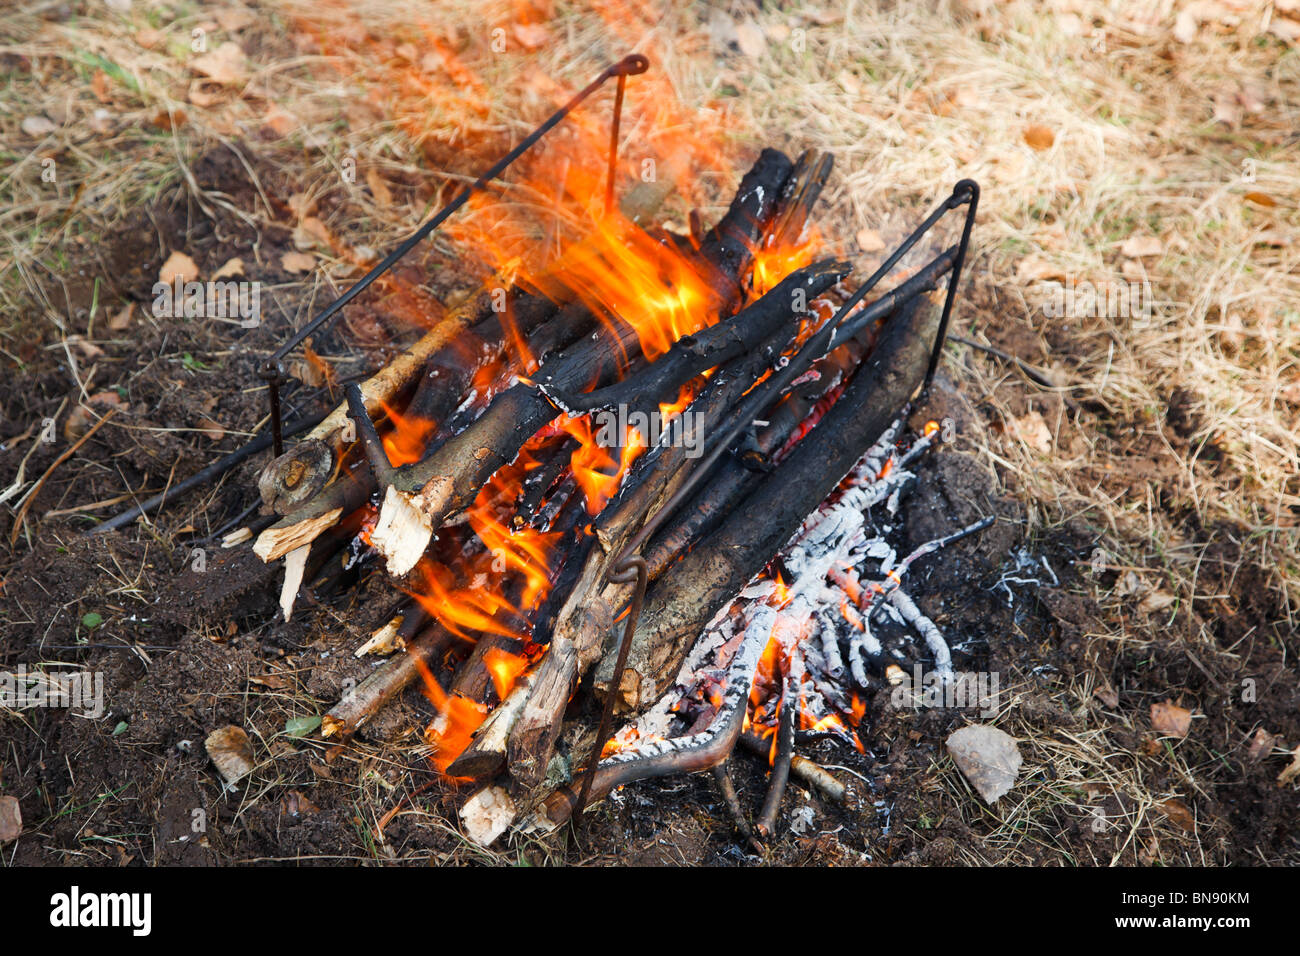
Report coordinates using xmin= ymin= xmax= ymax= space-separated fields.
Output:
xmin=608 ymin=292 xmax=946 ymax=710
xmin=501 ymin=264 xmax=849 ymax=787
xmin=367 ymin=149 xmax=799 ymax=576
xmin=252 ymin=179 xmax=675 ymax=560
xmin=756 ymin=664 xmax=798 ymax=839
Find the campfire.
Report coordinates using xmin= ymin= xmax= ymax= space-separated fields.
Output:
xmin=113 ymin=55 xmax=986 ymax=843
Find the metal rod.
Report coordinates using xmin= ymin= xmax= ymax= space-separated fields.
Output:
xmin=259 ymin=54 xmax=649 ymax=412
xmin=574 ymin=554 xmax=647 ymax=817
xmin=605 ymin=73 xmax=627 ymax=216
xmin=924 ymin=179 xmax=979 ymax=391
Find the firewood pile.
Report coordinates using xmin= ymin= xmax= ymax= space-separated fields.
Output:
xmin=114 ymin=56 xmax=989 ymax=844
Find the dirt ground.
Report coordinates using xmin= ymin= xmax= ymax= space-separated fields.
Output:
xmin=2 ymin=1 xmax=1296 ymax=866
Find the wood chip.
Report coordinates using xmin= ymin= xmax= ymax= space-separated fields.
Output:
xmin=946 ymin=724 xmax=1022 ymax=804
xmin=459 ymin=786 xmax=516 ymax=846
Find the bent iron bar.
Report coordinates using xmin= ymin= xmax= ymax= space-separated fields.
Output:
xmin=259 ymin=54 xmax=650 ymax=456
xmin=571 ymin=178 xmax=981 ymax=818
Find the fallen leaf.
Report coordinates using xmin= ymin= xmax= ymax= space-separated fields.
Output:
xmin=735 ymin=20 xmax=768 ymax=58
xmin=262 ymin=104 xmax=298 ymax=137
xmin=1151 ymin=700 xmax=1192 ymax=738
xmin=158 ymin=250 xmax=199 ymax=285
xmin=135 ymin=27 xmax=164 ymax=49
xmin=1094 ymin=679 xmax=1119 ymax=709
xmin=1016 ymin=255 xmax=1067 ymax=283
xmin=280 ymin=790 xmax=321 ymax=817
xmin=188 ymin=80 xmax=226 ymax=108
xmin=1243 ymin=191 xmax=1277 ymax=207
xmin=946 ymin=724 xmax=1022 ymax=804
xmin=215 ymin=7 xmax=256 ymax=31
xmin=195 ymin=416 xmax=225 ymax=441
xmin=284 ymin=715 xmax=322 ymax=738
xmin=1023 ymin=124 xmax=1055 ymax=151
xmin=1008 ymin=410 xmax=1053 ymax=454
xmin=1159 ymin=797 xmax=1196 ymax=832
xmin=366 ymin=167 xmax=393 ymax=207
xmin=204 ymin=725 xmax=255 ymax=784
xmin=91 ymin=70 xmax=113 ymax=104
xmin=108 ymin=303 xmax=134 ymax=330
xmin=21 ymin=115 xmax=57 ymax=137
xmin=0 ymin=795 xmax=21 ymax=843
xmin=294 ymin=215 xmax=333 ymax=249
xmin=211 ymin=256 xmax=244 ymax=280
xmin=191 ymin=41 xmax=248 ymax=86
xmin=1247 ymin=728 xmax=1276 ymax=762
xmin=856 ymin=228 xmax=885 ymax=253
xmin=1278 ymin=746 xmax=1300 ymax=787
xmin=1120 ymin=235 xmax=1162 ymax=258
xmin=512 ymin=22 xmax=551 ymax=49
xmin=281 ymin=251 xmax=315 ymax=273
xmin=1138 ymin=588 xmax=1177 ymax=614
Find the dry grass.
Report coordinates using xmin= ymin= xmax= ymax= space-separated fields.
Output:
xmin=2 ymin=0 xmax=1296 ymax=864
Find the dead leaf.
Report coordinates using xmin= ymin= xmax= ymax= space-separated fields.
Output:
xmin=215 ymin=7 xmax=256 ymax=31
xmin=1151 ymin=700 xmax=1192 ymax=738
xmin=1159 ymin=797 xmax=1196 ymax=832
xmin=1094 ymin=679 xmax=1119 ymax=709
xmin=280 ymin=790 xmax=321 ymax=818
xmin=0 ymin=795 xmax=20 ymax=843
xmin=1023 ymin=124 xmax=1055 ymax=151
xmin=1120 ymin=235 xmax=1162 ymax=258
xmin=211 ymin=257 xmax=244 ymax=280
xmin=1247 ymin=728 xmax=1276 ymax=762
xmin=159 ymin=250 xmax=199 ymax=285
xmin=21 ymin=115 xmax=57 ymax=137
xmin=1138 ymin=588 xmax=1177 ymax=614
xmin=191 ymin=41 xmax=248 ymax=86
xmin=263 ymin=104 xmax=298 ymax=137
xmin=1016 ymin=255 xmax=1067 ymax=283
xmin=1243 ymin=191 xmax=1277 ymax=207
xmin=108 ymin=303 xmax=134 ymax=331
xmin=64 ymin=391 xmax=124 ymax=440
xmin=135 ymin=27 xmax=164 ymax=49
xmin=281 ymin=251 xmax=315 ymax=273
xmin=736 ymin=20 xmax=768 ymax=58
xmin=512 ymin=22 xmax=551 ymax=50
xmin=91 ymin=70 xmax=113 ymax=104
xmin=946 ymin=724 xmax=1022 ymax=804
xmin=294 ymin=215 xmax=332 ymax=250
xmin=1278 ymin=746 xmax=1300 ymax=786
xmin=366 ymin=167 xmax=393 ymax=207
xmin=196 ymin=416 xmax=225 ymax=441
xmin=856 ymin=228 xmax=885 ymax=253
xmin=1008 ymin=410 xmax=1053 ymax=454
xmin=204 ymin=725 xmax=255 ymax=784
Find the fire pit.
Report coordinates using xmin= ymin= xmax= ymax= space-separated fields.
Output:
xmin=98 ymin=55 xmax=985 ymax=845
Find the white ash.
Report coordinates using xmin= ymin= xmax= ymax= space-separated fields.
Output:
xmin=607 ymin=416 xmax=986 ymax=761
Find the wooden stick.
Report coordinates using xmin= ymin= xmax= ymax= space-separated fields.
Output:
xmin=321 ymin=624 xmax=456 ymax=738
xmin=615 ymin=294 xmax=944 ymax=707
xmin=10 ymin=408 xmax=117 ymax=545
